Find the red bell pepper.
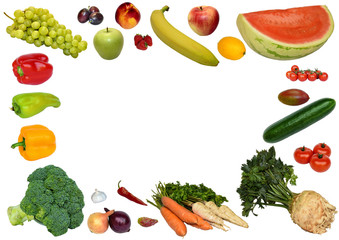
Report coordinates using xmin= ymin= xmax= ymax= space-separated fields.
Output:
xmin=12 ymin=53 xmax=53 ymax=85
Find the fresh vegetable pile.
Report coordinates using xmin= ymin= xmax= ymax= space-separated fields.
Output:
xmin=7 ymin=165 xmax=85 ymax=236
xmin=3 ymin=1 xmax=337 ymax=239
xmin=237 ymin=147 xmax=336 ymax=234
xmin=148 ymin=182 xmax=248 ymax=236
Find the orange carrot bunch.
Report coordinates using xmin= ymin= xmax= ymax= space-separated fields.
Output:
xmin=148 ymin=192 xmax=212 ymax=236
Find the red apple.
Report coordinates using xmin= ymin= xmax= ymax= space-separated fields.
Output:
xmin=115 ymin=2 xmax=141 ymax=29
xmin=188 ymin=6 xmax=219 ymax=36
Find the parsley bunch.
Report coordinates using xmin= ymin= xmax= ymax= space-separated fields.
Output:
xmin=165 ymin=181 xmax=227 ymax=207
xmin=149 ymin=181 xmax=227 ymax=209
xmin=237 ymin=146 xmax=298 ymax=217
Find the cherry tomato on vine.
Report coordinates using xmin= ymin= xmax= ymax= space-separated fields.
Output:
xmin=313 ymin=143 xmax=331 ymax=156
xmin=315 ymin=70 xmax=322 ymax=78
xmin=294 ymin=146 xmax=313 ymax=164
xmin=286 ymin=71 xmax=293 ymax=79
xmin=310 ymin=153 xmax=331 ymax=172
xmin=319 ymin=72 xmax=328 ymax=81
xmin=289 ymin=72 xmax=298 ymax=81
xmin=297 ymin=72 xmax=308 ymax=81
xmin=308 ymin=72 xmax=317 ymax=81
xmin=291 ymin=65 xmax=299 ymax=72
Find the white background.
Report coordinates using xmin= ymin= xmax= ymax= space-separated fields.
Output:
xmin=1 ymin=0 xmax=338 ymax=239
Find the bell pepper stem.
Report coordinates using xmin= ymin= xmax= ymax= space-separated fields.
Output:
xmin=11 ymin=138 xmax=26 ymax=150
xmin=17 ymin=66 xmax=24 ymax=77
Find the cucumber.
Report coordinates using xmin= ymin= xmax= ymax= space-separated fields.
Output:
xmin=263 ymin=98 xmax=336 ymax=143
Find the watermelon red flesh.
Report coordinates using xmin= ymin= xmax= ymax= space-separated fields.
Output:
xmin=236 ymin=5 xmax=334 ymax=60
xmin=243 ymin=6 xmax=332 ymax=44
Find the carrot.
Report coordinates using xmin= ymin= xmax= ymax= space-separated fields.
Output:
xmin=160 ymin=206 xmax=187 ymax=237
xmin=190 ymin=214 xmax=213 ymax=230
xmin=161 ymin=196 xmax=198 ymax=224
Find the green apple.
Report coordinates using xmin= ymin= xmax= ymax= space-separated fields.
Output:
xmin=93 ymin=28 xmax=124 ymax=60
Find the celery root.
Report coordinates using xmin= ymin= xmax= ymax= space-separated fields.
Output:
xmin=205 ymin=201 xmax=249 ymax=228
xmin=238 ymin=147 xmax=337 ymax=234
xmin=290 ymin=190 xmax=337 ymax=234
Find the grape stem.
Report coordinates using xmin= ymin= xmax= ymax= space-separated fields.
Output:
xmin=3 ymin=12 xmax=14 ymax=21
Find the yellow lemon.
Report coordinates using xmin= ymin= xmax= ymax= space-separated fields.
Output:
xmin=217 ymin=36 xmax=246 ymax=60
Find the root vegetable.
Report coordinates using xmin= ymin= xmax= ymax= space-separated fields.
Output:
xmin=189 ymin=214 xmax=213 ymax=230
xmin=290 ymin=190 xmax=337 ymax=234
xmin=87 ymin=209 xmax=114 ymax=234
xmin=161 ymin=196 xmax=198 ymax=224
xmin=192 ymin=202 xmax=229 ymax=229
xmin=160 ymin=206 xmax=187 ymax=237
xmin=237 ymin=147 xmax=337 ymax=234
xmin=207 ymin=221 xmax=228 ymax=232
xmin=205 ymin=201 xmax=248 ymax=228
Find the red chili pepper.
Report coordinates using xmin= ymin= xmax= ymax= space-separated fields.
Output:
xmin=12 ymin=53 xmax=53 ymax=85
xmin=117 ymin=180 xmax=147 ymax=206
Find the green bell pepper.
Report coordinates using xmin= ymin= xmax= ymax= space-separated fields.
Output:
xmin=12 ymin=92 xmax=61 ymax=118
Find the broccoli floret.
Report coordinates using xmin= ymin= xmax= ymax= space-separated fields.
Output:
xmin=8 ymin=165 xmax=85 ymax=237
xmin=44 ymin=175 xmax=68 ymax=191
xmin=42 ymin=205 xmax=70 ymax=236
xmin=69 ymin=210 xmax=84 ymax=229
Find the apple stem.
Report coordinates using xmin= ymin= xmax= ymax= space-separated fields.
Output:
xmin=199 ymin=6 xmax=203 ymax=11
xmin=106 ymin=27 xmax=109 ymax=32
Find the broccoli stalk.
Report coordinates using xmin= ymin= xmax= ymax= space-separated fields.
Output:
xmin=7 ymin=165 xmax=85 ymax=236
xmin=7 ymin=205 xmax=34 ymax=226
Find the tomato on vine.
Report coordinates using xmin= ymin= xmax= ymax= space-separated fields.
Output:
xmin=307 ymin=72 xmax=317 ymax=81
xmin=297 ymin=72 xmax=308 ymax=81
xmin=291 ymin=65 xmax=299 ymax=72
xmin=289 ymin=72 xmax=298 ymax=81
xmin=319 ymin=72 xmax=328 ymax=81
xmin=286 ymin=71 xmax=293 ymax=79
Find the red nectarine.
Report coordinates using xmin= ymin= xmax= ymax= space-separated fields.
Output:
xmin=115 ymin=2 xmax=141 ymax=29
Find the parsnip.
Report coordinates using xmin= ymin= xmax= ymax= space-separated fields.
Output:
xmin=205 ymin=201 xmax=249 ymax=228
xmin=192 ymin=202 xmax=229 ymax=228
xmin=207 ymin=221 xmax=229 ymax=232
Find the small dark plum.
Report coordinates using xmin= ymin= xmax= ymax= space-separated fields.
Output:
xmin=77 ymin=8 xmax=90 ymax=23
xmin=89 ymin=6 xmax=100 ymax=14
xmin=89 ymin=12 xmax=104 ymax=25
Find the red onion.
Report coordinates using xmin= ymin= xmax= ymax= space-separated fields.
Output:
xmin=104 ymin=208 xmax=131 ymax=233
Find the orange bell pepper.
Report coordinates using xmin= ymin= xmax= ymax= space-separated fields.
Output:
xmin=11 ymin=124 xmax=56 ymax=161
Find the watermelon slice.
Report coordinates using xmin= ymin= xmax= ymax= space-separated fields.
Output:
xmin=236 ymin=5 xmax=334 ymax=60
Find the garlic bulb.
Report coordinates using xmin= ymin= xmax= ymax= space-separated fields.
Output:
xmin=91 ymin=189 xmax=107 ymax=203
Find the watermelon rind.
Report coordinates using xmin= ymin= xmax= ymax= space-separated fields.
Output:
xmin=236 ymin=5 xmax=334 ymax=60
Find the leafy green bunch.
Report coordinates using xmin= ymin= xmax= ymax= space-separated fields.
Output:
xmin=148 ymin=181 xmax=227 ymax=209
xmin=237 ymin=146 xmax=298 ymax=217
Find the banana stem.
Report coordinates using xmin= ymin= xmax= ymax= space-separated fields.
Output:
xmin=161 ymin=6 xmax=169 ymax=13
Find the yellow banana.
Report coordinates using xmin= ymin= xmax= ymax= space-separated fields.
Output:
xmin=150 ymin=6 xmax=219 ymax=66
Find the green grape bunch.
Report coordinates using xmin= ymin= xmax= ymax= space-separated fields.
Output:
xmin=5 ymin=6 xmax=88 ymax=58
